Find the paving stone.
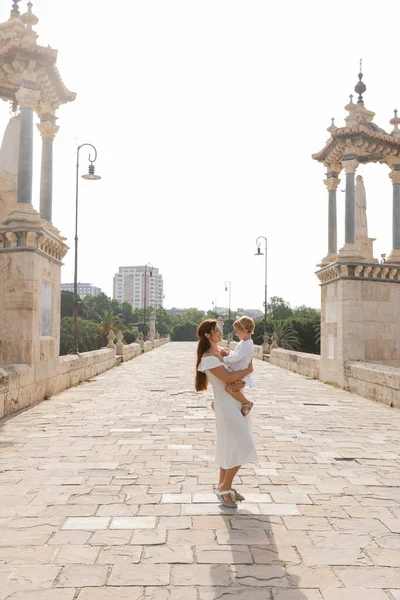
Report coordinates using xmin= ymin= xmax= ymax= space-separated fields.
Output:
xmin=158 ymin=517 xmax=192 ymax=529
xmin=110 ymin=517 xmax=156 ymax=529
xmin=321 ymin=590 xmax=389 ymax=599
xmin=97 ymin=545 xmax=142 ymax=564
xmin=6 ymin=592 xmax=76 ymax=600
xmin=7 ymin=565 xmax=60 ymax=589
xmin=298 ymin=546 xmax=371 ymax=566
xmin=335 ymin=566 xmax=400 ymax=588
xmin=145 ymin=588 xmax=197 ymax=600
xmin=54 ymin=545 xmax=99 ymax=564
xmin=108 ymin=564 xmax=170 ymax=586
xmin=0 ymin=546 xmax=57 ymax=565
xmin=57 ymin=565 xmax=108 ymax=587
xmin=167 ymin=529 xmax=215 ymax=545
xmin=199 ymin=589 xmax=272 ymax=600
xmin=196 ymin=544 xmax=253 ymax=564
xmin=273 ymin=591 xmax=323 ymax=600
xmin=48 ymin=531 xmax=92 ymax=545
xmin=89 ymin=530 xmax=133 ymax=545
xmin=173 ymin=564 xmax=230 ymax=586
xmin=286 ymin=566 xmax=342 ymax=588
xmin=130 ymin=529 xmax=167 ymax=545
xmin=231 ymin=565 xmax=290 ymax=587
xmin=62 ymin=517 xmax=110 ymax=530
xmin=252 ymin=545 xmax=301 ymax=565
xmin=143 ymin=544 xmax=193 ymax=563
xmin=216 ymin=528 xmax=270 ymax=545
xmin=77 ymin=588 xmax=143 ymax=600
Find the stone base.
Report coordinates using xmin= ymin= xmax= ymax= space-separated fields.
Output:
xmin=337 ymin=243 xmax=366 ymax=262
xmin=317 ymin=253 xmax=337 ymax=268
xmin=320 ymin=278 xmax=400 ymax=384
xmin=356 ymin=236 xmax=378 ymax=263
xmin=386 ymin=249 xmax=400 ymax=264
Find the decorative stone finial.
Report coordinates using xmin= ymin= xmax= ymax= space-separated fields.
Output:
xmin=21 ymin=1 xmax=39 ymax=41
xmin=10 ymin=0 xmax=20 ymax=17
xmin=390 ymin=109 xmax=400 ymax=138
xmin=354 ymin=59 xmax=366 ymax=104
xmin=327 ymin=117 xmax=337 ymax=134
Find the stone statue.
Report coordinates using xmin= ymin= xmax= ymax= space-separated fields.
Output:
xmin=355 ymin=175 xmax=368 ymax=237
xmin=0 ymin=116 xmax=20 ymax=221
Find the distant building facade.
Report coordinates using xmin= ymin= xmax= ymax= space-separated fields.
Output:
xmin=236 ymin=308 xmax=264 ymax=319
xmin=113 ymin=266 xmax=164 ymax=309
xmin=61 ymin=283 xmax=101 ymax=298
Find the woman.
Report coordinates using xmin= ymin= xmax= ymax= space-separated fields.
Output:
xmin=195 ymin=319 xmax=257 ymax=507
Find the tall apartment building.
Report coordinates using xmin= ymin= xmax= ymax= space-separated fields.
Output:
xmin=61 ymin=283 xmax=102 ymax=298
xmin=113 ymin=266 xmax=164 ymax=310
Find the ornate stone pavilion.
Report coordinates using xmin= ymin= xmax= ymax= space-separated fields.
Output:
xmin=313 ymin=66 xmax=400 ymax=384
xmin=0 ymin=1 xmax=75 ymax=369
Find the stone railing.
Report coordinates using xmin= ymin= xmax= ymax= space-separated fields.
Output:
xmin=269 ymin=348 xmax=320 ymax=379
xmin=345 ymin=361 xmax=400 ymax=408
xmin=0 ymin=333 xmax=170 ymax=419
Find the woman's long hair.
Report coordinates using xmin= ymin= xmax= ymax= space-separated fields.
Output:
xmin=195 ymin=319 xmax=217 ymax=392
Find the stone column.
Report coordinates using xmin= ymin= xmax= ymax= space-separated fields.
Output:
xmin=37 ymin=116 xmax=59 ymax=222
xmin=321 ymin=172 xmax=340 ymax=263
xmin=342 ymin=157 xmax=359 ymax=245
xmin=337 ymin=157 xmax=364 ymax=260
xmin=149 ymin=312 xmax=156 ymax=340
xmin=387 ymin=166 xmax=400 ymax=264
xmin=15 ymin=87 xmax=40 ymax=205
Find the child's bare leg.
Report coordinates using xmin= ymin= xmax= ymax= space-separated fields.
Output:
xmin=226 ymin=383 xmax=253 ymax=415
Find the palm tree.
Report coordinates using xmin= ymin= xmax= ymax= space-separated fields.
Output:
xmin=98 ymin=310 xmax=124 ymax=346
xmin=269 ymin=320 xmax=301 ymax=351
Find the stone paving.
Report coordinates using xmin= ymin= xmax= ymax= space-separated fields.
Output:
xmin=1 ymin=342 xmax=400 ymax=599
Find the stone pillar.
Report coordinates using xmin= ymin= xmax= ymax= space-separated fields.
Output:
xmin=319 ymin=172 xmax=340 ymax=265
xmin=342 ymin=157 xmax=358 ymax=244
xmin=337 ymin=157 xmax=364 ymax=260
xmin=15 ymin=87 xmax=40 ymax=205
xmin=387 ymin=166 xmax=400 ymax=264
xmin=37 ymin=116 xmax=59 ymax=222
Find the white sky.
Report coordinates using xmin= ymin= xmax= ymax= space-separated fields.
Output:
xmin=0 ymin=1 xmax=398 ymax=311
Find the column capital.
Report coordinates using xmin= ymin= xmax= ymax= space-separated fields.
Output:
xmin=15 ymin=86 xmax=40 ymax=111
xmin=37 ymin=121 xmax=59 ymax=140
xmin=390 ymin=169 xmax=400 ymax=184
xmin=324 ymin=176 xmax=341 ymax=191
xmin=341 ymin=158 xmax=359 ymax=174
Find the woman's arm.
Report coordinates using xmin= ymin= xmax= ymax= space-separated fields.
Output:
xmin=209 ymin=363 xmax=253 ymax=384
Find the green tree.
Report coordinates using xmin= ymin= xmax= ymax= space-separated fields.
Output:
xmin=60 ymin=317 xmax=101 ymax=355
xmin=293 ymin=305 xmax=320 ymax=319
xmin=61 ymin=291 xmax=75 ymax=319
xmin=268 ymin=297 xmax=293 ymax=320
xmin=171 ymin=322 xmax=198 ymax=341
xmin=181 ymin=309 xmax=206 ymax=325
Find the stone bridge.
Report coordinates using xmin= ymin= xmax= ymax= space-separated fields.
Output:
xmin=1 ymin=342 xmax=400 ymax=600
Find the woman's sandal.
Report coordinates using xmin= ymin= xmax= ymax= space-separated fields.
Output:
xmin=233 ymin=489 xmax=245 ymax=501
xmin=216 ymin=489 xmax=238 ymax=508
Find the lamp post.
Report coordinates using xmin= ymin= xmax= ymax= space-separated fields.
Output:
xmin=72 ymin=143 xmax=101 ymax=354
xmin=143 ymin=263 xmax=153 ymax=334
xmin=224 ymin=281 xmax=232 ymax=325
xmin=255 ymin=236 xmax=267 ymax=340
xmin=212 ymin=297 xmax=217 ymax=313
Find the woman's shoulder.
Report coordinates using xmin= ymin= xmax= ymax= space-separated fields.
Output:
xmin=198 ymin=354 xmax=223 ymax=372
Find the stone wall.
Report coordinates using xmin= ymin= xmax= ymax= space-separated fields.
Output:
xmin=269 ymin=348 xmax=320 ymax=379
xmin=0 ymin=338 xmax=170 ymax=419
xmin=345 ymin=361 xmax=400 ymax=409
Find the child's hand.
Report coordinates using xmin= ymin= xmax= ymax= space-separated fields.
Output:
xmin=219 ymin=347 xmax=230 ymax=357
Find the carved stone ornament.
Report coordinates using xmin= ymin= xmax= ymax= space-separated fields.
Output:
xmin=324 ymin=176 xmax=340 ymax=191
xmin=107 ymin=330 xmax=116 ymax=349
xmin=36 ymin=121 xmax=59 ymax=140
xmin=389 ymin=169 xmax=400 ymax=185
xmin=341 ymin=159 xmax=359 ymax=174
xmin=15 ymin=87 xmax=41 ymax=111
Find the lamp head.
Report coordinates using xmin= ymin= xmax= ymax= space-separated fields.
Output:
xmin=82 ymin=163 xmax=101 ymax=181
xmin=255 ymin=246 xmax=263 ymax=256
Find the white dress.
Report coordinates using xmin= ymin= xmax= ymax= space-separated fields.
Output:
xmin=198 ymin=355 xmax=258 ymax=469
xmin=223 ymin=339 xmax=255 ymax=388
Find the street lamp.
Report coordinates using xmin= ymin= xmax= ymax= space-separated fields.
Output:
xmin=255 ymin=236 xmax=267 ymax=340
xmin=212 ymin=297 xmax=217 ymax=313
xmin=143 ymin=263 xmax=153 ymax=332
xmin=72 ymin=143 xmax=101 ymax=354
xmin=224 ymin=281 xmax=232 ymax=324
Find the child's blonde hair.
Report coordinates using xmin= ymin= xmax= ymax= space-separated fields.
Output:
xmin=234 ymin=316 xmax=255 ymax=334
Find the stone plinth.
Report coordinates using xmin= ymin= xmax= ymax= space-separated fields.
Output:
xmin=317 ymin=261 xmax=400 ymax=386
xmin=0 ymin=204 xmax=67 ymax=365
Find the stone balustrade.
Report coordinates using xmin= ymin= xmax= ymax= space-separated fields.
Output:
xmin=0 ymin=334 xmax=170 ymax=419
xmin=270 ymin=348 xmax=320 ymax=379
xmin=345 ymin=361 xmax=400 ymax=408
